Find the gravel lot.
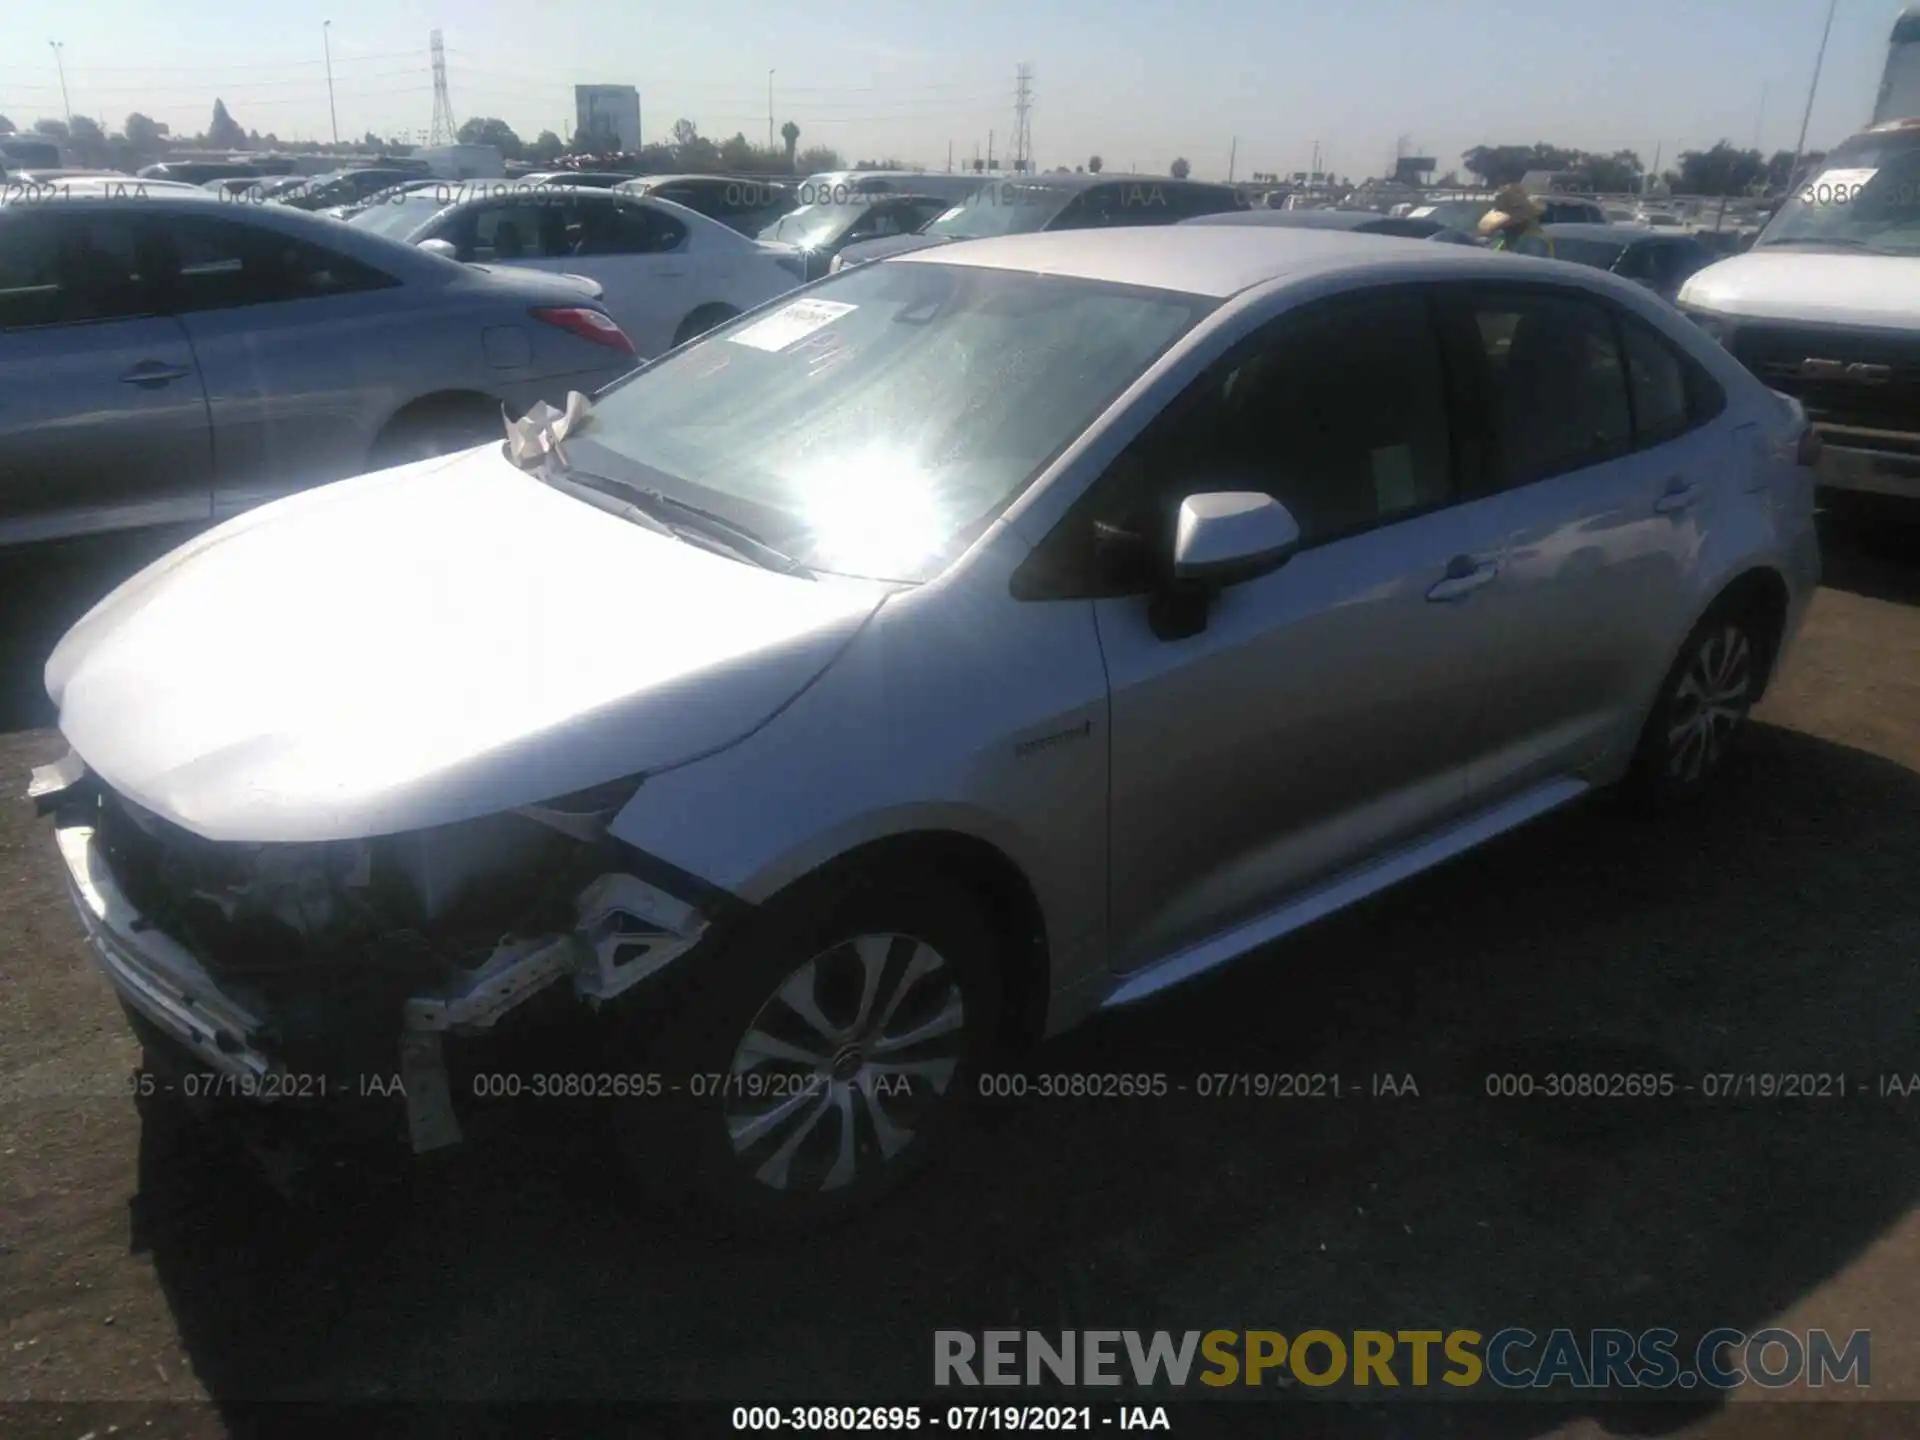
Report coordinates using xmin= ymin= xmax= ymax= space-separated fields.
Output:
xmin=3 ymin=515 xmax=1920 ymax=1438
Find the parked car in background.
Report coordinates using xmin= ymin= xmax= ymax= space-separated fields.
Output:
xmin=1184 ymin=207 xmax=1480 ymax=244
xmin=29 ymin=224 xmax=1817 ymax=1226
xmin=7 ymin=168 xmax=130 ymax=185
xmin=321 ymin=178 xmax=447 ymax=222
xmin=0 ymin=134 xmax=64 ymax=170
xmin=1536 ymin=196 xmax=1610 ymax=224
xmin=349 ymin=183 xmax=805 ymax=356
xmin=275 ymin=168 xmax=427 ymax=212
xmin=832 ymin=172 xmax=1248 ymax=270
xmin=255 ymin=175 xmax=312 ymax=198
xmin=759 ymin=194 xmax=952 ymax=279
xmin=202 ymin=176 xmax=271 ymax=198
xmin=519 ymin=171 xmax=636 ymax=189
xmin=1406 ymin=198 xmax=1495 ymax=230
xmin=138 ymin=160 xmax=262 ymax=186
xmin=1542 ymin=223 xmax=1716 ymax=302
xmin=0 ymin=188 xmax=637 ymax=548
xmin=1679 ymin=116 xmax=1920 ymax=508
xmin=615 ymin=175 xmax=798 ymax=236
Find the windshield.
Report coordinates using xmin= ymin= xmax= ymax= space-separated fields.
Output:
xmin=921 ymin=183 xmax=1074 ymax=241
xmin=349 ymin=194 xmax=450 ymax=240
xmin=1758 ymin=133 xmax=1920 ymax=255
xmin=762 ymin=202 xmax=863 ymax=246
xmin=567 ymin=261 xmax=1213 ymax=582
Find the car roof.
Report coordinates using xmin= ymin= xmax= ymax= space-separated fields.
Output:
xmin=1186 ymin=208 xmax=1425 ymax=231
xmin=627 ymin=173 xmax=781 ymax=187
xmin=895 ymin=224 xmax=1526 ymax=298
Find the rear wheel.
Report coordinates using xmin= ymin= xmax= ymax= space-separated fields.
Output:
xmin=1628 ymin=603 xmax=1772 ymax=804
xmin=617 ymin=870 xmax=1001 ymax=1230
xmin=368 ymin=395 xmax=501 ymax=469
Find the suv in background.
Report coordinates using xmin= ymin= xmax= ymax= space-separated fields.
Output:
xmin=833 ymin=172 xmax=1249 ymax=269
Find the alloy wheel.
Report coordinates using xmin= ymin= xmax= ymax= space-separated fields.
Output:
xmin=722 ymin=933 xmax=966 ymax=1195
xmin=1665 ymin=623 xmax=1754 ymax=782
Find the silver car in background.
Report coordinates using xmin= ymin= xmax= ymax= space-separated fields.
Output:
xmin=0 ymin=188 xmax=639 ymax=547
xmin=33 ymin=227 xmax=1819 ymax=1228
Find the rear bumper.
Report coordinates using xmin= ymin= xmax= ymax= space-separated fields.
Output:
xmin=1814 ymin=438 xmax=1920 ymax=500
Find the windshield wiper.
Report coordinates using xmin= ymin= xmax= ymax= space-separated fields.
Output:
xmin=501 ymin=389 xmax=813 ymax=578
xmin=569 ymin=470 xmax=815 ymax=579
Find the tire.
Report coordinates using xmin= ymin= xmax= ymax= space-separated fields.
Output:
xmin=368 ymin=397 xmax=501 ymax=470
xmin=616 ymin=868 xmax=1003 ymax=1231
xmin=1627 ymin=601 xmax=1772 ymax=805
xmin=672 ymin=304 xmax=738 ymax=349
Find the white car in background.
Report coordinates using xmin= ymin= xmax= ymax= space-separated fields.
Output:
xmin=349 ymin=183 xmax=807 ymax=356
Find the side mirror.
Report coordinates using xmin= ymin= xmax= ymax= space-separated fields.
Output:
xmin=418 ymin=238 xmax=459 ymax=259
xmin=1171 ymin=492 xmax=1301 ymax=586
xmin=1145 ymin=492 xmax=1300 ymax=643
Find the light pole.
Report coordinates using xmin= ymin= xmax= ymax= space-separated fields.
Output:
xmin=48 ymin=41 xmax=70 ymax=128
xmin=767 ymin=69 xmax=775 ymax=154
xmin=323 ymin=21 xmax=339 ymax=146
xmin=1789 ymin=0 xmax=1840 ymax=192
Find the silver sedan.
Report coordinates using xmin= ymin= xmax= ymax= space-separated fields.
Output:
xmin=0 ymin=187 xmax=639 ymax=547
xmin=33 ymin=225 xmax=1819 ymax=1226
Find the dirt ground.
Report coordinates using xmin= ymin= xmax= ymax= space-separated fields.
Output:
xmin=4 ymin=516 xmax=1920 ymax=1439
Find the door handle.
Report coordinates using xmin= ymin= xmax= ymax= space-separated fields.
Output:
xmin=1653 ymin=478 xmax=1700 ymax=514
xmin=1426 ymin=554 xmax=1498 ymax=602
xmin=119 ymin=361 xmax=192 ymax=388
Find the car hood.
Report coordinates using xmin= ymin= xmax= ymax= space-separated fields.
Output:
xmin=46 ymin=445 xmax=892 ymax=844
xmin=1679 ymin=249 xmax=1920 ymax=328
xmin=836 ymin=233 xmax=951 ymax=266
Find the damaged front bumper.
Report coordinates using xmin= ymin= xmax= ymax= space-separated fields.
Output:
xmin=34 ymin=753 xmax=720 ymax=1156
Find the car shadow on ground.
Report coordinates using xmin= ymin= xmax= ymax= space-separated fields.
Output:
xmin=1816 ymin=501 xmax=1920 ymax=608
xmin=0 ymin=527 xmax=209 ymax=735
xmin=115 ymin=720 xmax=1920 ymax=1438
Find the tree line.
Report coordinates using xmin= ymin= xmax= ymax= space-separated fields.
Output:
xmin=1460 ymin=140 xmax=1830 ymax=196
xmin=0 ymin=102 xmax=852 ymax=176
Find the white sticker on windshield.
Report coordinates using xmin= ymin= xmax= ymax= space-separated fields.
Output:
xmin=1801 ymin=167 xmax=1879 ymax=205
xmin=934 ymin=205 xmax=964 ymax=223
xmin=726 ymin=298 xmax=858 ymax=353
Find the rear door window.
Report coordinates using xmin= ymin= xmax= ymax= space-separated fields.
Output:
xmin=162 ymin=214 xmax=398 ymax=310
xmin=1464 ymin=288 xmax=1634 ymax=487
xmin=0 ymin=209 xmax=160 ymax=328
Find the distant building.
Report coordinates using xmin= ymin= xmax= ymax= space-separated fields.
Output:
xmin=1391 ymin=156 xmax=1436 ymax=186
xmin=575 ymin=84 xmax=641 ymax=151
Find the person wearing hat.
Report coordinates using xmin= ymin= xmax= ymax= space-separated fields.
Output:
xmin=1477 ymin=184 xmax=1556 ymax=257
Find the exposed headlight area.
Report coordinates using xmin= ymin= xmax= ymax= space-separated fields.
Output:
xmin=33 ymin=752 xmax=721 ymax=1152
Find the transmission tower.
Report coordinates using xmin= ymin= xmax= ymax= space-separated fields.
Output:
xmin=1011 ymin=64 xmax=1033 ymax=173
xmin=428 ymin=29 xmax=458 ymax=147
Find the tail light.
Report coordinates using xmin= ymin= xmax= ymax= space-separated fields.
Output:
xmin=531 ymin=306 xmax=635 ymax=356
xmin=1796 ymin=426 xmax=1823 ymax=468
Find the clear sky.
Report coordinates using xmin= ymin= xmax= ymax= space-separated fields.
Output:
xmin=0 ymin=0 xmax=1907 ymax=179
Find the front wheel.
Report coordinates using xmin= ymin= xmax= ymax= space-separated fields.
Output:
xmin=618 ymin=871 xmax=1001 ymax=1229
xmin=1628 ymin=605 xmax=1768 ymax=804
